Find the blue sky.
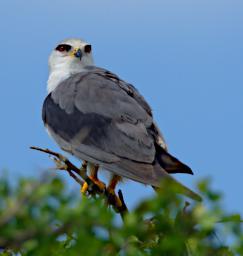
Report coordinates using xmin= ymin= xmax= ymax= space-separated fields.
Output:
xmin=0 ymin=0 xmax=243 ymax=213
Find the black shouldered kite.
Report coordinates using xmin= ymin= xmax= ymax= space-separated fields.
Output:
xmin=42 ymin=38 xmax=201 ymax=201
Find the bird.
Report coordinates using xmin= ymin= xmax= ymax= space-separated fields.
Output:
xmin=42 ymin=38 xmax=201 ymax=203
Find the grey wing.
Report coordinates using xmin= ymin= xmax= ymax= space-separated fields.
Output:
xmin=44 ymin=68 xmax=157 ymax=166
xmin=99 ymin=68 xmax=168 ymax=150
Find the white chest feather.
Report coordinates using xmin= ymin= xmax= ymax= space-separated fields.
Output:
xmin=47 ymin=70 xmax=70 ymax=93
xmin=47 ymin=64 xmax=87 ymax=93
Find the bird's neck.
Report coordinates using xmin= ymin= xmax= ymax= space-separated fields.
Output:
xmin=47 ymin=70 xmax=71 ymax=93
xmin=47 ymin=63 xmax=87 ymax=93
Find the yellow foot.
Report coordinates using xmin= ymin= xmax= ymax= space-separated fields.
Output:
xmin=81 ymin=182 xmax=89 ymax=194
xmin=106 ymin=187 xmax=123 ymax=208
xmin=81 ymin=177 xmax=106 ymax=194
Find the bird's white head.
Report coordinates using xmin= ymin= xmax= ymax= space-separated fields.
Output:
xmin=47 ymin=38 xmax=94 ymax=93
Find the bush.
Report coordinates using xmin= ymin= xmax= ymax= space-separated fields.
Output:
xmin=0 ymin=174 xmax=242 ymax=255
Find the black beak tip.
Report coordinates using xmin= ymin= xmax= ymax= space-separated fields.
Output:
xmin=74 ymin=49 xmax=82 ymax=60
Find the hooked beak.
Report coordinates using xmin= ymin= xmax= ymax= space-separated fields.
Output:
xmin=71 ymin=48 xmax=82 ymax=60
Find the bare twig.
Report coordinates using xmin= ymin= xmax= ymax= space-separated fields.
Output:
xmin=66 ymin=169 xmax=84 ymax=186
xmin=30 ymin=146 xmax=89 ymax=181
xmin=117 ymin=189 xmax=128 ymax=219
xmin=30 ymin=146 xmax=128 ymax=219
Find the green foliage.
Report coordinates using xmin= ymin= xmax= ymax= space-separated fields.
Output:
xmin=0 ymin=175 xmax=242 ymax=255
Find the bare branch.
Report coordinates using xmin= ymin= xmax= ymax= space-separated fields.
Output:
xmin=30 ymin=146 xmax=128 ymax=219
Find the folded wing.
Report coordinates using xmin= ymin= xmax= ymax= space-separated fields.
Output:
xmin=43 ymin=67 xmax=157 ymax=165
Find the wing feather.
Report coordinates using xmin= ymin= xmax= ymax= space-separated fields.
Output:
xmin=44 ymin=67 xmax=156 ymax=164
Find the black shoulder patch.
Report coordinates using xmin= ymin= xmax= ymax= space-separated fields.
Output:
xmin=42 ymin=93 xmax=112 ymax=143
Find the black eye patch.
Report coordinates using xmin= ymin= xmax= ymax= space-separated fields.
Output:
xmin=55 ymin=44 xmax=72 ymax=52
xmin=84 ymin=44 xmax=92 ymax=53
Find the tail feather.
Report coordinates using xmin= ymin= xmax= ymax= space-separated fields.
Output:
xmin=153 ymin=176 xmax=202 ymax=202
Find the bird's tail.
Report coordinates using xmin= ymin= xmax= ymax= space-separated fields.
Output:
xmin=152 ymin=174 xmax=202 ymax=202
xmin=154 ymin=145 xmax=201 ymax=201
xmin=103 ymin=151 xmax=202 ymax=201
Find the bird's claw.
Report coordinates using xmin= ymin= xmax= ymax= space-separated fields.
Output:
xmin=80 ymin=182 xmax=89 ymax=194
xmin=81 ymin=177 xmax=106 ymax=195
xmin=105 ymin=187 xmax=123 ymax=208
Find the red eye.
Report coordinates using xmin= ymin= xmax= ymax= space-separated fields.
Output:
xmin=58 ymin=46 xmax=65 ymax=52
xmin=84 ymin=44 xmax=92 ymax=53
xmin=55 ymin=44 xmax=72 ymax=52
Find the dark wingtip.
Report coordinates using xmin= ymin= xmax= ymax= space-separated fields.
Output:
xmin=182 ymin=165 xmax=194 ymax=175
xmin=156 ymin=145 xmax=194 ymax=175
xmin=167 ymin=166 xmax=194 ymax=175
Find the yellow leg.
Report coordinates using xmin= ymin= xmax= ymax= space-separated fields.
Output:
xmin=81 ymin=163 xmax=106 ymax=194
xmin=106 ymin=175 xmax=123 ymax=207
xmin=107 ymin=175 xmax=122 ymax=191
